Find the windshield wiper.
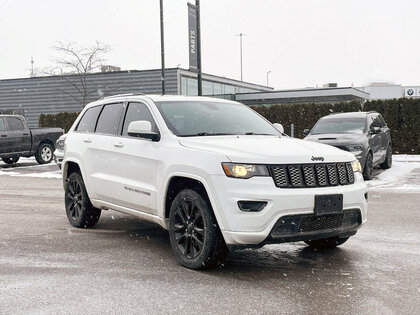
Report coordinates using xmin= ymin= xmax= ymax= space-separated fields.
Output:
xmin=242 ymin=132 xmax=277 ymax=136
xmin=179 ymin=132 xmax=235 ymax=137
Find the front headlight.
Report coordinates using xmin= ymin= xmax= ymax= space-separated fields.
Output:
xmin=222 ymin=163 xmax=269 ymax=179
xmin=346 ymin=145 xmax=363 ymax=156
xmin=351 ymin=160 xmax=362 ymax=173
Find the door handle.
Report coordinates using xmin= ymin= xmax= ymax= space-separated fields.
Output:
xmin=0 ymin=135 xmax=6 ymax=138
xmin=113 ymin=142 xmax=124 ymax=148
xmin=83 ymin=138 xmax=92 ymax=143
xmin=22 ymin=133 xmax=29 ymax=136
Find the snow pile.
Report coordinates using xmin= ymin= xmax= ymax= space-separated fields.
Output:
xmin=368 ymin=155 xmax=420 ymax=191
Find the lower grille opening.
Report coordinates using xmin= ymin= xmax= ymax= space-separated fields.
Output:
xmin=270 ymin=209 xmax=361 ymax=238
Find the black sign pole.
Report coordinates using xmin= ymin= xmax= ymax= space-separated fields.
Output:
xmin=160 ymin=0 xmax=165 ymax=95
xmin=196 ymin=0 xmax=202 ymax=96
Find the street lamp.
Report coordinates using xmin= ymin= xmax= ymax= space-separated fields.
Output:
xmin=266 ymin=70 xmax=271 ymax=87
xmin=236 ymin=33 xmax=245 ymax=81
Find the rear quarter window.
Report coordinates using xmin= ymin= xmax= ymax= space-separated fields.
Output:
xmin=76 ymin=106 xmax=102 ymax=133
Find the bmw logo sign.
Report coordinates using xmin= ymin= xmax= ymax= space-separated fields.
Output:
xmin=407 ymin=89 xmax=414 ymax=96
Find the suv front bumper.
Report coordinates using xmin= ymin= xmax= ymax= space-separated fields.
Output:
xmin=208 ymin=173 xmax=367 ymax=245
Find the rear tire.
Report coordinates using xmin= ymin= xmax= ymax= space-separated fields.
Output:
xmin=168 ymin=189 xmax=228 ymax=269
xmin=380 ymin=145 xmax=392 ymax=169
xmin=65 ymin=172 xmax=101 ymax=228
xmin=363 ymin=152 xmax=374 ymax=180
xmin=2 ymin=157 xmax=19 ymax=165
xmin=35 ymin=142 xmax=54 ymax=164
xmin=304 ymin=237 xmax=349 ymax=250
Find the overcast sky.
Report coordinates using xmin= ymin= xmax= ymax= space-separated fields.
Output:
xmin=0 ymin=0 xmax=419 ymax=89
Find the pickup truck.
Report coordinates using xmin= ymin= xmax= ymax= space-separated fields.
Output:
xmin=0 ymin=115 xmax=63 ymax=165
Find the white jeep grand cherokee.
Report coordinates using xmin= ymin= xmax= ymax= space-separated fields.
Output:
xmin=62 ymin=94 xmax=367 ymax=269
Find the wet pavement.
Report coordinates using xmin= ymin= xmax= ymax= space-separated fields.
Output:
xmin=0 ymin=161 xmax=419 ymax=314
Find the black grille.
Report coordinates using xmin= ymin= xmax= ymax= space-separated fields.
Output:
xmin=299 ymin=213 xmax=343 ymax=232
xmin=270 ymin=209 xmax=361 ymax=238
xmin=270 ymin=162 xmax=354 ymax=188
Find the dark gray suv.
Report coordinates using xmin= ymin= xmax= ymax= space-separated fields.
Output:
xmin=303 ymin=111 xmax=392 ymax=180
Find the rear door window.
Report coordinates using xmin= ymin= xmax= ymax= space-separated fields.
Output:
xmin=5 ymin=117 xmax=25 ymax=131
xmin=121 ymin=102 xmax=158 ymax=136
xmin=76 ymin=106 xmax=102 ymax=133
xmin=95 ymin=103 xmax=124 ymax=135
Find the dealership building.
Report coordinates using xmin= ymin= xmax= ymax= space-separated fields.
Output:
xmin=0 ymin=68 xmax=418 ymax=127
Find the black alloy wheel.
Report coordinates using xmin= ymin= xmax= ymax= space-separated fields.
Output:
xmin=169 ymin=189 xmax=228 ymax=269
xmin=363 ymin=153 xmax=373 ymax=180
xmin=66 ymin=177 xmax=83 ymax=221
xmin=172 ymin=195 xmax=205 ymax=259
xmin=65 ymin=172 xmax=101 ymax=228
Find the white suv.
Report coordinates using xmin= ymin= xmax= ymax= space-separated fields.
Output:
xmin=62 ymin=94 xmax=367 ymax=269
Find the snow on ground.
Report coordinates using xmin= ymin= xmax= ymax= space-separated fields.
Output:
xmin=0 ymin=157 xmax=62 ymax=179
xmin=367 ymin=155 xmax=420 ymax=191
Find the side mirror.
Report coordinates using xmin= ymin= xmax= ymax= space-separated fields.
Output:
xmin=273 ymin=123 xmax=284 ymax=134
xmin=303 ymin=129 xmax=310 ymax=136
xmin=370 ymin=126 xmax=381 ymax=134
xmin=127 ymin=120 xmax=160 ymax=141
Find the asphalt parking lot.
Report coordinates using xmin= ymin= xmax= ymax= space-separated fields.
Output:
xmin=1 ymin=159 xmax=420 ymax=314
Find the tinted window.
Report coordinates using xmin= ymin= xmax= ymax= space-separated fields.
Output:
xmin=371 ymin=115 xmax=382 ymax=128
xmin=378 ymin=114 xmax=386 ymax=127
xmin=122 ymin=102 xmax=158 ymax=136
xmin=76 ymin=106 xmax=102 ymax=133
xmin=0 ymin=118 xmax=5 ymax=132
xmin=6 ymin=117 xmax=25 ymax=131
xmin=96 ymin=103 xmax=123 ymax=135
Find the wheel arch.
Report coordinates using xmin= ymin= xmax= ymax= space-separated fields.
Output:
xmin=163 ymin=175 xmax=224 ymax=230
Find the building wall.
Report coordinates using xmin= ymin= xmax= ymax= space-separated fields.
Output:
xmin=0 ymin=69 xmax=178 ymax=127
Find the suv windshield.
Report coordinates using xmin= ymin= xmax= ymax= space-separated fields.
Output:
xmin=311 ymin=118 xmax=366 ymax=134
xmin=155 ymin=101 xmax=280 ymax=137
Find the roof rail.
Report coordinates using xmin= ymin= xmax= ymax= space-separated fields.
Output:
xmin=99 ymin=93 xmax=144 ymax=100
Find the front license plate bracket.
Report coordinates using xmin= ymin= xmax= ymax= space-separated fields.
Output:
xmin=314 ymin=194 xmax=343 ymax=215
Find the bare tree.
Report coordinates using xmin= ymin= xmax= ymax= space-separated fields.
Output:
xmin=48 ymin=41 xmax=111 ymax=107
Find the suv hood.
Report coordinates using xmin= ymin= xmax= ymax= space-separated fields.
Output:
xmin=179 ymin=135 xmax=356 ymax=164
xmin=304 ymin=133 xmax=367 ymax=146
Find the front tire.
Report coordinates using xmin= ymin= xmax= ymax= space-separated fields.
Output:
xmin=65 ymin=172 xmax=101 ymax=228
xmin=363 ymin=152 xmax=374 ymax=180
xmin=168 ymin=189 xmax=228 ymax=269
xmin=2 ymin=157 xmax=19 ymax=164
xmin=380 ymin=145 xmax=392 ymax=169
xmin=304 ymin=237 xmax=349 ymax=250
xmin=35 ymin=142 xmax=54 ymax=164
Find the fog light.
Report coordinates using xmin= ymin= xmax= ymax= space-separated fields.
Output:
xmin=237 ymin=200 xmax=267 ymax=212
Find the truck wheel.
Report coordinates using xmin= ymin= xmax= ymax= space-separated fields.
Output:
xmin=2 ymin=157 xmax=20 ymax=164
xmin=304 ymin=237 xmax=349 ymax=249
xmin=380 ymin=146 xmax=392 ymax=169
xmin=65 ymin=172 xmax=101 ymax=228
xmin=168 ymin=189 xmax=228 ymax=269
xmin=363 ymin=152 xmax=373 ymax=180
xmin=35 ymin=143 xmax=54 ymax=164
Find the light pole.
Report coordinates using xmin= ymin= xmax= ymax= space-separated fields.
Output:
xmin=236 ymin=33 xmax=245 ymax=81
xmin=159 ymin=0 xmax=165 ymax=94
xmin=266 ymin=70 xmax=271 ymax=87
